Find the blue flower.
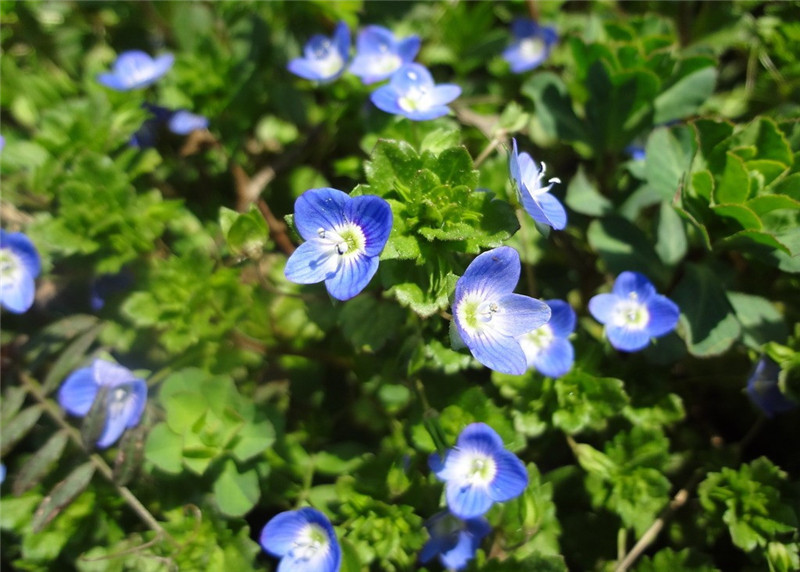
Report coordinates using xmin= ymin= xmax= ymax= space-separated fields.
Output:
xmin=451 ymin=246 xmax=551 ymax=375
xmin=370 ymin=63 xmax=461 ymax=121
xmin=0 ymin=463 xmax=5 ymax=485
xmin=503 ymin=19 xmax=558 ymax=74
xmin=349 ymin=25 xmax=421 ymax=84
xmin=285 ymin=188 xmax=392 ymax=301
xmin=625 ymin=145 xmax=646 ymax=161
xmin=520 ymin=299 xmax=576 ymax=378
xmin=90 ymin=270 xmax=134 ymax=311
xmin=97 ymin=50 xmax=174 ymax=91
xmin=168 ymin=110 xmax=209 ymax=135
xmin=588 ymin=271 xmax=680 ymax=352
xmin=419 ymin=511 xmax=491 ymax=571
xmin=260 ymin=507 xmax=341 ymax=572
xmin=429 ymin=423 xmax=528 ymax=519
xmin=57 ymin=359 xmax=147 ymax=448
xmin=0 ymin=230 xmax=41 ymax=314
xmin=746 ymin=356 xmax=798 ymax=418
xmin=289 ymin=21 xmax=350 ymax=82
xmin=509 ymin=138 xmax=566 ymax=230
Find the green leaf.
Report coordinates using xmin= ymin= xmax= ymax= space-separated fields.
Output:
xmin=655 ymin=202 xmax=687 ymax=266
xmin=419 ymin=127 xmax=461 ymax=154
xmin=1 ymin=405 xmax=43 ymax=457
xmin=338 ymin=296 xmax=406 ymax=352
xmin=521 ymin=72 xmax=587 ymax=143
xmin=727 ymin=292 xmax=788 ymax=351
xmin=12 ymin=430 xmax=69 ymax=496
xmin=565 ymin=166 xmax=612 ymax=216
xmin=645 ymin=126 xmax=696 ymax=201
xmin=714 ymin=152 xmax=751 ymax=204
xmin=144 ymin=422 xmax=184 ymax=475
xmin=654 ymin=61 xmax=717 ymax=124
xmin=587 ymin=217 xmax=667 ymax=281
xmin=364 ymin=139 xmax=420 ymax=197
xmin=222 ymin=205 xmax=270 ymax=258
xmin=213 ymin=459 xmax=260 ymax=518
xmin=552 ymin=371 xmax=629 ymax=434
xmin=32 ymin=462 xmax=95 ymax=533
xmin=230 ymin=416 xmax=275 ymax=464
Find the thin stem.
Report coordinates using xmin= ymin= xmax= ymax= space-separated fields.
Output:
xmin=474 ymin=135 xmax=504 ymax=168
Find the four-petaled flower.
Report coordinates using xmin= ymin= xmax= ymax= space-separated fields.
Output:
xmin=260 ymin=507 xmax=341 ymax=572
xmin=502 ymin=19 xmax=558 ymax=74
xmin=288 ymin=21 xmax=350 ymax=82
xmin=419 ymin=511 xmax=491 ymax=571
xmin=509 ymin=138 xmax=566 ymax=230
xmin=349 ymin=25 xmax=421 ymax=84
xmin=520 ymin=299 xmax=576 ymax=378
xmin=168 ymin=110 xmax=209 ymax=135
xmin=451 ymin=246 xmax=551 ymax=375
xmin=371 ymin=63 xmax=461 ymax=121
xmin=588 ymin=271 xmax=680 ymax=352
xmin=58 ymin=359 xmax=147 ymax=448
xmin=0 ymin=230 xmax=41 ymax=314
xmin=746 ymin=356 xmax=798 ymax=418
xmin=97 ymin=50 xmax=174 ymax=91
xmin=285 ymin=188 xmax=392 ymax=301
xmin=430 ymin=423 xmax=528 ymax=519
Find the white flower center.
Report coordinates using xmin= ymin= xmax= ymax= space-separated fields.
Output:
xmin=519 ymin=324 xmax=554 ymax=358
xmin=519 ymin=37 xmax=545 ymax=61
xmin=289 ymin=523 xmax=329 ymax=562
xmin=371 ymin=52 xmax=402 ymax=75
xmin=612 ymin=293 xmax=649 ymax=330
xmin=455 ymin=451 xmax=497 ymax=488
xmin=526 ymin=161 xmax=562 ymax=198
xmin=398 ymin=86 xmax=432 ymax=112
xmin=106 ymin=386 xmax=131 ymax=418
xmin=318 ymin=222 xmax=366 ymax=258
xmin=456 ymin=294 xmax=500 ymax=335
xmin=311 ymin=40 xmax=344 ymax=77
xmin=0 ymin=249 xmax=21 ymax=283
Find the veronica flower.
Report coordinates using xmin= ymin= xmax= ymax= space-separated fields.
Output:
xmin=430 ymin=423 xmax=528 ymax=519
xmin=0 ymin=463 xmax=5 ymax=485
xmin=625 ymin=145 xmax=646 ymax=161
xmin=260 ymin=507 xmax=341 ymax=572
xmin=503 ymin=19 xmax=558 ymax=74
xmin=509 ymin=138 xmax=566 ymax=230
xmin=0 ymin=230 xmax=41 ymax=314
xmin=419 ymin=511 xmax=491 ymax=571
xmin=289 ymin=21 xmax=350 ymax=82
xmin=451 ymin=246 xmax=551 ymax=375
xmin=57 ymin=359 xmax=147 ymax=448
xmin=97 ymin=50 xmax=174 ymax=91
xmin=168 ymin=110 xmax=209 ymax=135
xmin=746 ymin=356 xmax=798 ymax=418
xmin=370 ymin=63 xmax=461 ymax=121
xmin=349 ymin=25 xmax=421 ymax=84
xmin=285 ymin=188 xmax=392 ymax=301
xmin=588 ymin=271 xmax=680 ymax=352
xmin=519 ymin=299 xmax=576 ymax=378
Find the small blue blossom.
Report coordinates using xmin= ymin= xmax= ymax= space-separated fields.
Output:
xmin=746 ymin=356 xmax=798 ymax=418
xmin=260 ymin=507 xmax=341 ymax=572
xmin=0 ymin=463 xmax=5 ymax=485
xmin=349 ymin=25 xmax=421 ymax=84
xmin=97 ymin=50 xmax=174 ymax=91
xmin=503 ymin=19 xmax=558 ymax=74
xmin=451 ymin=246 xmax=551 ymax=375
xmin=520 ymin=299 xmax=576 ymax=378
xmin=588 ymin=271 xmax=680 ymax=352
xmin=289 ymin=21 xmax=350 ymax=82
xmin=509 ymin=138 xmax=566 ymax=230
xmin=370 ymin=63 xmax=461 ymax=121
xmin=57 ymin=359 xmax=147 ymax=448
xmin=625 ymin=145 xmax=646 ymax=161
xmin=285 ymin=188 xmax=392 ymax=301
xmin=419 ymin=511 xmax=491 ymax=571
xmin=0 ymin=134 xmax=5 ymax=150
xmin=429 ymin=423 xmax=528 ymax=519
xmin=0 ymin=230 xmax=41 ymax=314
xmin=168 ymin=110 xmax=209 ymax=135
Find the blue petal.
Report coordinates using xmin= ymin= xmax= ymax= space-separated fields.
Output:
xmin=465 ymin=328 xmax=528 ymax=375
xmin=332 ymin=21 xmax=351 ymax=62
xmin=439 ymin=531 xmax=477 ymax=570
xmin=613 ymin=271 xmax=656 ymax=301
xmin=97 ymin=73 xmax=129 ymax=91
xmin=93 ymin=359 xmax=138 ymax=388
xmin=345 ymin=195 xmax=392 ymax=257
xmin=0 ymin=270 xmax=35 ymax=314
xmin=397 ymin=36 xmax=421 ymax=63
xmin=427 ymin=84 xmax=462 ymax=107
xmin=0 ymin=463 xmax=5 ymax=485
xmin=284 ymin=240 xmax=339 ymax=285
xmin=261 ymin=510 xmax=313 ymax=557
xmin=390 ymin=63 xmax=434 ymax=91
xmin=510 ymin=19 xmax=538 ymax=39
xmin=588 ymin=293 xmax=619 ymax=325
xmin=521 ymin=190 xmax=566 ymax=230
xmin=150 ymin=53 xmax=175 ymax=82
xmin=288 ymin=58 xmax=326 ymax=81
xmin=464 ymin=517 xmax=492 ymax=540
xmin=494 ymin=293 xmax=551 ymax=338
xmin=58 ymin=366 xmax=98 ymax=416
xmin=457 ymin=422 xmax=504 ymax=452
xmin=168 ymin=110 xmax=208 ymax=135
xmin=1 ymin=230 xmax=41 ymax=277
xmin=402 ymin=105 xmax=452 ymax=122
xmin=428 ymin=451 xmax=447 ymax=476
xmin=96 ymin=380 xmax=146 ymax=448
xmin=420 ymin=535 xmax=452 ymax=564
xmin=545 ymin=300 xmax=576 ymax=337
xmin=325 ymin=254 xmax=378 ymax=301
xmin=606 ymin=324 xmax=651 ymax=352
xmin=533 ymin=337 xmax=574 ymax=378
xmin=455 ymin=247 xmax=520 ymax=303
xmin=488 ymin=450 xmax=528 ymax=502
xmin=356 ymin=25 xmax=395 ymax=55
xmin=516 ymin=152 xmax=540 ymax=190
xmin=446 ymin=482 xmax=493 ymax=519
xmin=509 ymin=139 xmax=522 ymax=188
xmin=293 ymin=188 xmax=349 ymax=241
xmin=370 ymin=86 xmax=405 ymax=115
xmin=645 ymin=295 xmax=680 ymax=337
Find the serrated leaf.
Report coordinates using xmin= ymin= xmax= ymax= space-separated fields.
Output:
xmin=552 ymin=371 xmax=629 ymax=434
xmin=32 ymin=462 xmax=95 ymax=532
xmin=714 ymin=152 xmax=751 ymax=204
xmin=213 ymin=459 xmax=260 ymax=517
xmin=12 ymin=430 xmax=69 ymax=496
xmin=1 ymin=405 xmax=43 ymax=456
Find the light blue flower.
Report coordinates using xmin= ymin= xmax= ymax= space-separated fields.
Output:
xmin=57 ymin=359 xmax=147 ymax=448
xmin=503 ymin=19 xmax=558 ymax=74
xmin=349 ymin=25 xmax=421 ymax=84
xmin=0 ymin=463 xmax=5 ymax=485
xmin=285 ymin=188 xmax=392 ymax=301
xmin=451 ymin=246 xmax=551 ymax=375
xmin=288 ymin=21 xmax=350 ymax=82
xmin=429 ymin=423 xmax=528 ymax=519
xmin=260 ymin=507 xmax=341 ymax=572
xmin=419 ymin=511 xmax=491 ymax=571
xmin=746 ymin=356 xmax=798 ymax=418
xmin=625 ymin=145 xmax=646 ymax=161
xmin=520 ymin=299 xmax=576 ymax=378
xmin=0 ymin=230 xmax=41 ymax=314
xmin=370 ymin=63 xmax=461 ymax=121
xmin=588 ymin=271 xmax=680 ymax=352
xmin=168 ymin=110 xmax=209 ymax=135
xmin=509 ymin=138 xmax=566 ymax=230
xmin=97 ymin=50 xmax=174 ymax=91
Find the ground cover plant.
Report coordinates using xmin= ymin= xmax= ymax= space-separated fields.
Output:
xmin=1 ymin=1 xmax=799 ymax=570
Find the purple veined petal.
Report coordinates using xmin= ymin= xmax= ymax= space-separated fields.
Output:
xmin=390 ymin=63 xmax=435 ymax=91
xmin=427 ymin=84 xmax=462 ymax=107
xmin=464 ymin=327 xmax=528 ymax=375
xmin=493 ymin=293 xmax=551 ymax=338
xmin=455 ymin=246 xmax=521 ymax=303
xmin=588 ymin=293 xmax=619 ymax=325
xmin=519 ymin=190 xmax=552 ymax=228
xmin=606 ymin=324 xmax=651 ymax=352
xmin=284 ymin=240 xmax=340 ymax=285
xmin=293 ymin=188 xmax=350 ymax=241
xmin=96 ymin=380 xmax=146 ymax=448
xmin=168 ymin=110 xmax=208 ymax=135
xmin=612 ymin=271 xmax=656 ymax=301
xmin=446 ymin=482 xmax=493 ymax=519
xmin=58 ymin=366 xmax=99 ymax=416
xmin=370 ymin=85 xmax=405 ymax=115
xmin=530 ymin=191 xmax=567 ymax=230
xmin=645 ymin=295 xmax=680 ymax=337
xmin=428 ymin=450 xmax=448 ymax=477
xmin=456 ymin=422 xmax=504 ymax=452
xmin=345 ymin=195 xmax=392 ymax=257
xmin=533 ymin=337 xmax=574 ymax=378
xmin=396 ymin=35 xmax=421 ymax=63
xmin=261 ymin=510 xmax=315 ymax=557
xmin=93 ymin=359 xmax=138 ymax=388
xmin=488 ymin=449 xmax=528 ymax=502
xmin=324 ymin=254 xmax=378 ymax=301
xmin=546 ymin=300 xmax=576 ymax=337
